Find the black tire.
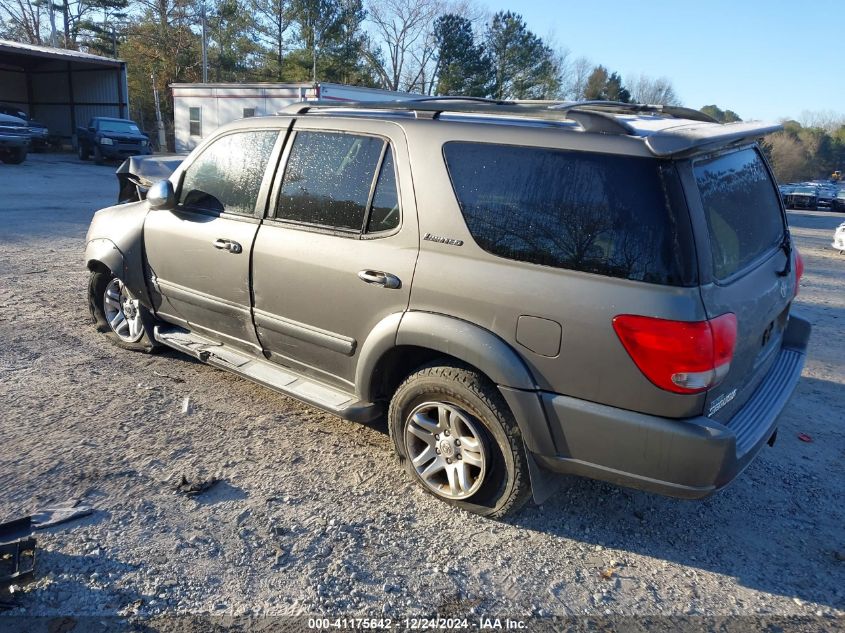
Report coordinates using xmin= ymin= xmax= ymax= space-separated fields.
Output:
xmin=78 ymin=144 xmax=89 ymax=161
xmin=388 ymin=363 xmax=531 ymax=518
xmin=94 ymin=146 xmax=105 ymax=165
xmin=1 ymin=147 xmax=26 ymax=164
xmin=89 ymin=269 xmax=159 ymax=353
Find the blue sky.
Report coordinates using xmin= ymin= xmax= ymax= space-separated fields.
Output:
xmin=476 ymin=0 xmax=844 ymax=122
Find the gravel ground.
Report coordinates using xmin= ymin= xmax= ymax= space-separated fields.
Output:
xmin=0 ymin=155 xmax=843 ymax=626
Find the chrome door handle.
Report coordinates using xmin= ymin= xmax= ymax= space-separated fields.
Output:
xmin=358 ymin=270 xmax=401 ymax=289
xmin=213 ymin=239 xmax=242 ymax=254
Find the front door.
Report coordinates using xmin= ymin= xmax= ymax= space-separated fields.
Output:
xmin=251 ymin=120 xmax=418 ymax=390
xmin=144 ymin=126 xmax=285 ymax=352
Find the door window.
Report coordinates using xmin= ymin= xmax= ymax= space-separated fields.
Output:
xmin=276 ymin=131 xmax=387 ymax=231
xmin=179 ymin=130 xmax=279 ymax=216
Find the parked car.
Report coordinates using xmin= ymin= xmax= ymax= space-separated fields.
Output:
xmin=778 ymin=184 xmax=796 ymax=205
xmin=0 ymin=103 xmax=50 ymax=151
xmin=0 ymin=112 xmax=29 ymax=164
xmin=77 ymin=117 xmax=151 ymax=164
xmin=831 ymin=190 xmax=845 ymax=212
xmin=816 ymin=184 xmax=838 ymax=209
xmin=833 ymin=222 xmax=845 ymax=253
xmin=785 ymin=185 xmax=819 ymax=210
xmin=84 ymin=99 xmax=810 ymax=517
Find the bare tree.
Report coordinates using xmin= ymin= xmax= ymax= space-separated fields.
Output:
xmin=628 ymin=73 xmax=681 ymax=106
xmin=799 ymin=109 xmax=845 ymax=133
xmin=0 ymin=0 xmax=46 ymax=43
xmin=559 ymin=55 xmax=591 ymax=101
xmin=765 ymin=131 xmax=811 ymax=182
xmin=364 ymin=0 xmax=443 ymax=91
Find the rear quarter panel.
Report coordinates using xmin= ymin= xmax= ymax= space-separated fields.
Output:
xmin=402 ymin=122 xmax=708 ymax=418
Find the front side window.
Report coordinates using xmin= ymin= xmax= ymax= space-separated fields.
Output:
xmin=694 ymin=148 xmax=784 ymax=280
xmin=189 ymin=107 xmax=202 ymax=137
xmin=276 ymin=131 xmax=386 ymax=231
xmin=444 ymin=142 xmax=695 ymax=286
xmin=179 ymin=130 xmax=279 ymax=216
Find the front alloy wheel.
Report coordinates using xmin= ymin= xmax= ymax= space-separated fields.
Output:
xmin=404 ymin=402 xmax=488 ymax=500
xmin=89 ymin=269 xmax=158 ymax=353
xmin=102 ymin=277 xmax=144 ymax=343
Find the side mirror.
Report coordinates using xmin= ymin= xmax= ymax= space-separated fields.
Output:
xmin=147 ymin=180 xmax=175 ymax=210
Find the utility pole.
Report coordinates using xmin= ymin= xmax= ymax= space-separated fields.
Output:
xmin=201 ymin=3 xmax=208 ymax=83
xmin=151 ymin=73 xmax=167 ymax=152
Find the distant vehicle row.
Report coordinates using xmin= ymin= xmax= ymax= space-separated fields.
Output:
xmin=779 ymin=181 xmax=844 ymax=211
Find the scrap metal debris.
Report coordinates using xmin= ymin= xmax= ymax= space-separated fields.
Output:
xmin=174 ymin=474 xmax=220 ymax=496
xmin=31 ymin=499 xmax=93 ymax=529
xmin=0 ymin=516 xmax=36 ymax=610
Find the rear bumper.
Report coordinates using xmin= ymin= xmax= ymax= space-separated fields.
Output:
xmin=530 ymin=314 xmax=811 ymax=499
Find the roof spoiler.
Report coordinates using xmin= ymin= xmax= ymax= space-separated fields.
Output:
xmin=644 ymin=121 xmax=783 ymax=157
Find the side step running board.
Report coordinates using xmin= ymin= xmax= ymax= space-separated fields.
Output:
xmin=153 ymin=326 xmax=382 ymax=423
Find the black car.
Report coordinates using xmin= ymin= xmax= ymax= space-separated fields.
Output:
xmin=785 ymin=186 xmax=819 ymax=210
xmin=77 ymin=117 xmax=152 ymax=164
xmin=0 ymin=112 xmax=29 ymax=164
xmin=0 ymin=103 xmax=50 ymax=151
xmin=832 ymin=191 xmax=845 ymax=212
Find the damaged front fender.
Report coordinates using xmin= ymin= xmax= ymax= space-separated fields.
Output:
xmin=84 ymin=200 xmax=153 ymax=308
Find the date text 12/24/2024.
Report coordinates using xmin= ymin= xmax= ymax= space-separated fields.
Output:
xmin=307 ymin=617 xmax=528 ymax=630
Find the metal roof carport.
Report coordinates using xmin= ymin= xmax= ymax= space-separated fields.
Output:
xmin=0 ymin=39 xmax=128 ymax=145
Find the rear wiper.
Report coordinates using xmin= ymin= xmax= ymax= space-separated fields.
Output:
xmin=777 ymin=231 xmax=792 ymax=276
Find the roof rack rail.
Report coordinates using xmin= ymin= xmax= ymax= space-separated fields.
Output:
xmin=276 ymin=98 xmax=719 ymax=135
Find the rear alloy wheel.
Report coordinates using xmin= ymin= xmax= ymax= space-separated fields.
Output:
xmin=405 ymin=401 xmax=488 ymax=500
xmin=389 ymin=364 xmax=531 ymax=518
xmin=89 ymin=270 xmax=159 ymax=352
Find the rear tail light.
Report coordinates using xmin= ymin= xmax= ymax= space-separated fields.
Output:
xmin=794 ymin=248 xmax=804 ymax=297
xmin=612 ymin=313 xmax=738 ymax=394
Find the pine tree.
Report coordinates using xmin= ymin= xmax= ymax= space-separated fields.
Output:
xmin=433 ymin=13 xmax=490 ymax=97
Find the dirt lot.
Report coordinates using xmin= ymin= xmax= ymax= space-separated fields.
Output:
xmin=1 ymin=155 xmax=844 ymax=624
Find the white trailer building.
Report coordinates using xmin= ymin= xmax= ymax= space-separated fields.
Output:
xmin=171 ymin=82 xmax=421 ymax=152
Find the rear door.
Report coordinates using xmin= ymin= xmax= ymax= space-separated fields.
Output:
xmin=685 ymin=146 xmax=795 ymax=420
xmin=251 ymin=119 xmax=418 ymax=391
xmin=144 ymin=126 xmax=285 ymax=352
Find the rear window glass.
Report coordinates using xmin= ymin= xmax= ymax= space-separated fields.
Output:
xmin=443 ymin=142 xmax=695 ymax=286
xmin=694 ymin=148 xmax=784 ymax=280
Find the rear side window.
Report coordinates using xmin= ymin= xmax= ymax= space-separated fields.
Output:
xmin=180 ymin=130 xmax=279 ymax=216
xmin=276 ymin=131 xmax=385 ymax=231
xmin=694 ymin=148 xmax=784 ymax=280
xmin=443 ymin=142 xmax=695 ymax=286
xmin=367 ymin=147 xmax=400 ymax=233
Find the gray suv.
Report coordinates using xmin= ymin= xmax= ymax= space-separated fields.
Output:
xmin=84 ymin=99 xmax=810 ymax=517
